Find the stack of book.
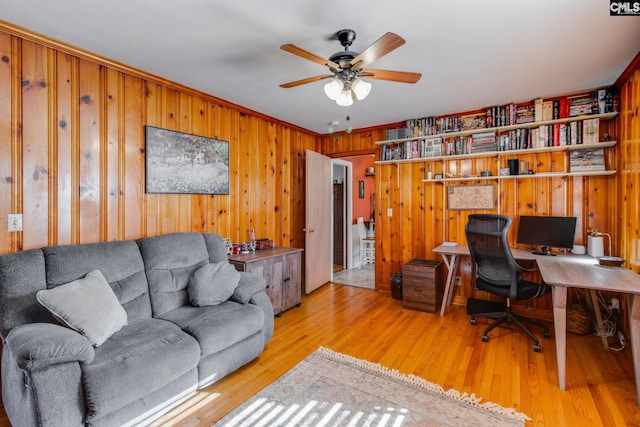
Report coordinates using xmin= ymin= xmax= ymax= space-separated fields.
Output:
xmin=470 ymin=132 xmax=497 ymax=153
xmin=385 ymin=128 xmax=408 ymax=140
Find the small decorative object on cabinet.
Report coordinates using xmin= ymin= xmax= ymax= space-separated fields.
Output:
xmin=402 ymin=259 xmax=444 ymax=313
xmin=229 ymin=247 xmax=303 ymax=316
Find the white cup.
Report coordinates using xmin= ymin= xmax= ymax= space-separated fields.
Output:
xmin=572 ymin=245 xmax=586 ymax=255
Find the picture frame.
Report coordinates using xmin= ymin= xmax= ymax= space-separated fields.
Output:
xmin=145 ymin=126 xmax=230 ymax=194
xmin=447 ymin=184 xmax=495 ymax=210
xmin=359 ymin=180 xmax=365 ymax=199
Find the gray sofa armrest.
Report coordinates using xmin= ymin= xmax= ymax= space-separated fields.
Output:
xmin=249 ymin=291 xmax=275 ymax=342
xmin=5 ymin=323 xmax=95 ymax=371
xmin=230 ymin=271 xmax=267 ymax=304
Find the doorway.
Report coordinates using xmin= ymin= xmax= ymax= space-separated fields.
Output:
xmin=331 ymin=159 xmax=352 ymax=270
xmin=331 ymin=155 xmax=375 ymax=289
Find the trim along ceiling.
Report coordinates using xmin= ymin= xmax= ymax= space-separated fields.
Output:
xmin=0 ymin=0 xmax=639 ymax=134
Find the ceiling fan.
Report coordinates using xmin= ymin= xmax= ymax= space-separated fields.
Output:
xmin=280 ymin=29 xmax=422 ymax=106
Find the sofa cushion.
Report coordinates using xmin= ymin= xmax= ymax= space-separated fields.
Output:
xmin=159 ymin=301 xmax=264 ymax=356
xmin=82 ymin=318 xmax=200 ymax=424
xmin=36 ymin=270 xmax=127 ymax=347
xmin=137 ymin=232 xmax=210 ymax=316
xmin=43 ymin=240 xmax=152 ymax=322
xmin=188 ymin=262 xmax=240 ymax=307
xmin=0 ymin=249 xmax=50 ymax=338
xmin=202 ymin=232 xmax=230 ymax=263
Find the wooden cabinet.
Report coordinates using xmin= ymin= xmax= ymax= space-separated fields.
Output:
xmin=229 ymin=247 xmax=303 ymax=316
xmin=402 ymin=259 xmax=444 ymax=314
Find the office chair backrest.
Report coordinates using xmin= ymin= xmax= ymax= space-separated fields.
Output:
xmin=465 ymin=214 xmax=520 ymax=290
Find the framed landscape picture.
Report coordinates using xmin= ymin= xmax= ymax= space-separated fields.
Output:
xmin=145 ymin=126 xmax=229 ymax=194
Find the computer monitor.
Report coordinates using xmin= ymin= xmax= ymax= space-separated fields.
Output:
xmin=516 ymin=215 xmax=577 ymax=255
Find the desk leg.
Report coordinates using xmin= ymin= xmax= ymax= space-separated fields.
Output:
xmin=552 ymin=286 xmax=567 ymax=391
xmin=628 ymin=295 xmax=640 ymax=406
xmin=589 ymin=289 xmax=609 ymax=349
xmin=439 ymin=254 xmax=459 ymax=317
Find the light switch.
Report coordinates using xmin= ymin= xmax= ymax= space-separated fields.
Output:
xmin=8 ymin=214 xmax=22 ymax=232
xmin=387 ymin=208 xmax=393 ymax=217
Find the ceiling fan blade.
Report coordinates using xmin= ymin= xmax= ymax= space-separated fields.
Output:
xmin=280 ymin=74 xmax=333 ymax=88
xmin=360 ymin=69 xmax=422 ymax=84
xmin=350 ymin=33 xmax=406 ymax=71
xmin=280 ymin=44 xmax=341 ymax=70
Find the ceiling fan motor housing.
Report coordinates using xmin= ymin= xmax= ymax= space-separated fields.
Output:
xmin=336 ymin=29 xmax=356 ymax=49
xmin=330 ymin=29 xmax=358 ymax=76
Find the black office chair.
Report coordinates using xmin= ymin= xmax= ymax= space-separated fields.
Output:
xmin=465 ymin=214 xmax=551 ymax=352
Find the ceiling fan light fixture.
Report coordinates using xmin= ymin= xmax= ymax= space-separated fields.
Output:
xmin=351 ymin=78 xmax=372 ymax=100
xmin=323 ymin=78 xmax=343 ymax=100
xmin=336 ymin=89 xmax=353 ymax=106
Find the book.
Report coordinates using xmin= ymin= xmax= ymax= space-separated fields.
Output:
xmin=542 ymin=101 xmax=554 ymax=121
xmin=570 ymin=148 xmax=605 ymax=172
xmin=568 ymin=93 xmax=594 ymax=116
xmin=461 ymin=113 xmax=487 ymax=130
xmin=582 ymin=118 xmax=600 ymax=144
xmin=534 ymin=98 xmax=543 ymax=122
xmin=515 ymin=102 xmax=536 ymax=124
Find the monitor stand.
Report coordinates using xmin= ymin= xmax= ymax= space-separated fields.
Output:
xmin=532 ymin=245 xmax=555 ymax=256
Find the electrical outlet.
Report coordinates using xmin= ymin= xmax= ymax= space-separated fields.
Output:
xmin=8 ymin=214 xmax=22 ymax=232
xmin=387 ymin=208 xmax=393 ymax=217
xmin=455 ymin=276 xmax=461 ymax=286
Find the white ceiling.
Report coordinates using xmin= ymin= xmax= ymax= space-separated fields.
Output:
xmin=1 ymin=0 xmax=639 ymax=134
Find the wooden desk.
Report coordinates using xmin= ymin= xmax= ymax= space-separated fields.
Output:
xmin=535 ymin=255 xmax=640 ymax=404
xmin=434 ymin=244 xmax=535 ymax=316
xmin=433 ymin=243 xmax=640 ymax=405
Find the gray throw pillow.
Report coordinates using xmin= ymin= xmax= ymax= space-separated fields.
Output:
xmin=36 ymin=270 xmax=128 ymax=347
xmin=189 ymin=262 xmax=241 ymax=307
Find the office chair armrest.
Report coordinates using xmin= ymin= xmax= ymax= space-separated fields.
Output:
xmin=511 ymin=258 xmax=538 ymax=274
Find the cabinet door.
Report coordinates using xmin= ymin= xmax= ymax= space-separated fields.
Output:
xmin=282 ymin=252 xmax=302 ymax=311
xmin=268 ymin=257 xmax=284 ymax=316
xmin=243 ymin=259 xmax=283 ymax=316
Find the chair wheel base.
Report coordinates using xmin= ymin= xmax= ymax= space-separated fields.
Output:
xmin=470 ymin=318 xmax=477 ymax=325
xmin=533 ymin=343 xmax=541 ymax=352
xmin=482 ymin=335 xmax=489 ymax=342
xmin=544 ymin=331 xmax=551 ymax=339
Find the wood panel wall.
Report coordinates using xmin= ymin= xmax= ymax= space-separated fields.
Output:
xmin=321 ymin=64 xmax=640 ymax=317
xmin=1 ymin=21 xmax=638 ymax=316
xmin=0 ymin=24 xmax=318 ymax=255
xmin=619 ymin=66 xmax=640 ymax=274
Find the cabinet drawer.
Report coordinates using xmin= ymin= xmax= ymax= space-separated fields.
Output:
xmin=402 ymin=259 xmax=444 ymax=314
xmin=403 ymin=283 xmax=436 ymax=303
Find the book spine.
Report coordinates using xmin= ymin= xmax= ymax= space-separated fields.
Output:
xmin=559 ymin=98 xmax=569 ymax=119
xmin=534 ymin=98 xmax=543 ymax=122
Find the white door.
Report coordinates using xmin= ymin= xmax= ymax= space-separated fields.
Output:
xmin=304 ymin=150 xmax=332 ymax=293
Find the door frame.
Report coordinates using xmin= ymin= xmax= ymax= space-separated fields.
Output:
xmin=331 ymin=159 xmax=354 ymax=272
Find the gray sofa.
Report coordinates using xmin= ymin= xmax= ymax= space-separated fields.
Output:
xmin=0 ymin=232 xmax=274 ymax=426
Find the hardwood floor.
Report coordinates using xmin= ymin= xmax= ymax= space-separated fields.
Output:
xmin=2 ymin=284 xmax=639 ymax=426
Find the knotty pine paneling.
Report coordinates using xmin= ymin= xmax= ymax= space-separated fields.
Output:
xmin=619 ymin=67 xmax=640 ymax=273
xmin=0 ymin=26 xmax=318 ymax=256
xmin=319 ymin=82 xmax=640 ymax=317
